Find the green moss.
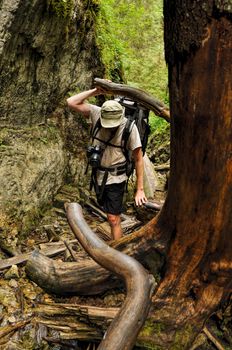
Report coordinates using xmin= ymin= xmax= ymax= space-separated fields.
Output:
xmin=18 ymin=203 xmax=52 ymax=240
xmin=143 ymin=321 xmax=166 ymax=337
xmin=137 ymin=321 xmax=166 ymax=349
xmin=137 ymin=345 xmax=162 ymax=350
xmin=0 ymin=128 xmax=10 ymax=147
xmin=137 ymin=322 xmax=195 ymax=350
xmin=149 ymin=114 xmax=170 ymax=135
xmin=95 ymin=0 xmax=124 ymax=80
xmin=172 ymin=325 xmax=193 ymax=350
xmin=47 ymin=0 xmax=74 ymax=19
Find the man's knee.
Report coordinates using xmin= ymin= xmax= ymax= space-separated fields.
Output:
xmin=107 ymin=214 xmax=120 ymax=227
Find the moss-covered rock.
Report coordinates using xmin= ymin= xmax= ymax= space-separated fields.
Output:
xmin=0 ymin=0 xmax=105 ymax=235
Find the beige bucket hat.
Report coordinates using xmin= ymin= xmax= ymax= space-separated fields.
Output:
xmin=100 ymin=100 xmax=124 ymax=128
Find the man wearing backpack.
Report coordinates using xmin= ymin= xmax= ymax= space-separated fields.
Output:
xmin=67 ymin=85 xmax=147 ymax=240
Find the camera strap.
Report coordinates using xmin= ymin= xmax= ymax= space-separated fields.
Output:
xmin=90 ymin=168 xmax=109 ymax=205
xmin=91 ymin=118 xmax=120 ymax=149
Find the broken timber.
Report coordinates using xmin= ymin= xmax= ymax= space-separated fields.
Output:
xmin=0 ymin=240 xmax=77 ymax=271
xmin=94 ymin=78 xmax=170 ymax=122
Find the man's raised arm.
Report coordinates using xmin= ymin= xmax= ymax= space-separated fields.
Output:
xmin=66 ymin=87 xmax=102 ymax=117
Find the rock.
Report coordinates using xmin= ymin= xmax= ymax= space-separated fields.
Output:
xmin=8 ymin=315 xmax=16 ymax=323
xmin=143 ymin=153 xmax=159 ymax=199
xmin=8 ymin=279 xmax=18 ymax=288
xmin=0 ymin=0 xmax=103 ymax=127
xmin=4 ymin=265 xmax=20 ymax=280
xmin=0 ymin=285 xmax=18 ymax=312
xmin=0 ymin=0 xmax=104 ymax=236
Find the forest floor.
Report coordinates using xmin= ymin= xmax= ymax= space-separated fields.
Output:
xmin=0 ymin=176 xmax=231 ymax=349
xmin=0 ymin=182 xmax=164 ymax=350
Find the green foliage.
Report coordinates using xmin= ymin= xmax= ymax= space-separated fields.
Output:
xmin=97 ymin=0 xmax=168 ymax=103
xmin=47 ymin=0 xmax=74 ymax=19
xmin=96 ymin=0 xmax=125 ymax=80
xmin=149 ymin=113 xmax=169 ymax=134
xmin=148 ymin=114 xmax=170 ymax=153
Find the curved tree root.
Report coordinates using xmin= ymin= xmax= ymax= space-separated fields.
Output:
xmin=64 ymin=203 xmax=157 ymax=350
xmin=26 ymin=214 xmax=166 ymax=295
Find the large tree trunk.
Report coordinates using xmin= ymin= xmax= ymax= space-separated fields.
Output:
xmin=146 ymin=1 xmax=232 ymax=347
xmin=26 ymin=1 xmax=232 ymax=349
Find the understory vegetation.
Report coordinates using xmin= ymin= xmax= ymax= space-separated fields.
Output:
xmin=96 ymin=0 xmax=169 ymax=134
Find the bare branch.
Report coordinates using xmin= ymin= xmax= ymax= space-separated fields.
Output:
xmin=94 ymin=78 xmax=170 ymax=122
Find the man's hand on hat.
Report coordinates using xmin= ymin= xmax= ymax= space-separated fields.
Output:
xmin=94 ymin=79 xmax=112 ymax=95
xmin=93 ymin=86 xmax=106 ymax=95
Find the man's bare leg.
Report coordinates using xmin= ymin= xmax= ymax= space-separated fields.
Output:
xmin=107 ymin=213 xmax=122 ymax=240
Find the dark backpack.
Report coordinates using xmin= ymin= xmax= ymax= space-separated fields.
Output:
xmin=116 ymin=96 xmax=150 ymax=177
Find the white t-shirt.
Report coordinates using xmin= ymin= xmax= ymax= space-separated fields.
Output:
xmin=89 ymin=105 xmax=142 ymax=185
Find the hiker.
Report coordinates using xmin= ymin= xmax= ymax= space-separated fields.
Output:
xmin=67 ymin=84 xmax=147 ymax=240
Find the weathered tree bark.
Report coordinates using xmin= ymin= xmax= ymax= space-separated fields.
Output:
xmin=145 ymin=1 xmax=232 ymax=347
xmin=94 ymin=78 xmax=170 ymax=122
xmin=26 ymin=2 xmax=232 ymax=349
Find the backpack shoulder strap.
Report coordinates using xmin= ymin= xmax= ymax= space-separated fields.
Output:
xmin=91 ymin=118 xmax=101 ymax=141
xmin=121 ymin=116 xmax=135 ymax=161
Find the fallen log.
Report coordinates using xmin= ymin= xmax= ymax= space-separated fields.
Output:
xmin=203 ymin=327 xmax=226 ymax=350
xmin=37 ymin=316 xmax=102 ymax=341
xmin=26 ymin=216 xmax=165 ymax=295
xmin=94 ymin=78 xmax=170 ymax=122
xmin=63 ymin=240 xmax=78 ymax=261
xmin=27 ymin=250 xmax=116 ymax=295
xmin=35 ymin=303 xmax=216 ymax=350
xmin=35 ymin=303 xmax=116 ymax=341
xmin=85 ymin=201 xmax=108 ymax=220
xmin=0 ymin=240 xmax=77 ymax=271
xmin=35 ymin=302 xmax=172 ymax=346
xmin=36 ymin=302 xmax=118 ymax=320
xmin=144 ymin=201 xmax=163 ymax=211
xmin=65 ymin=203 xmax=156 ymax=350
xmin=154 ymin=162 xmax=170 ymax=171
